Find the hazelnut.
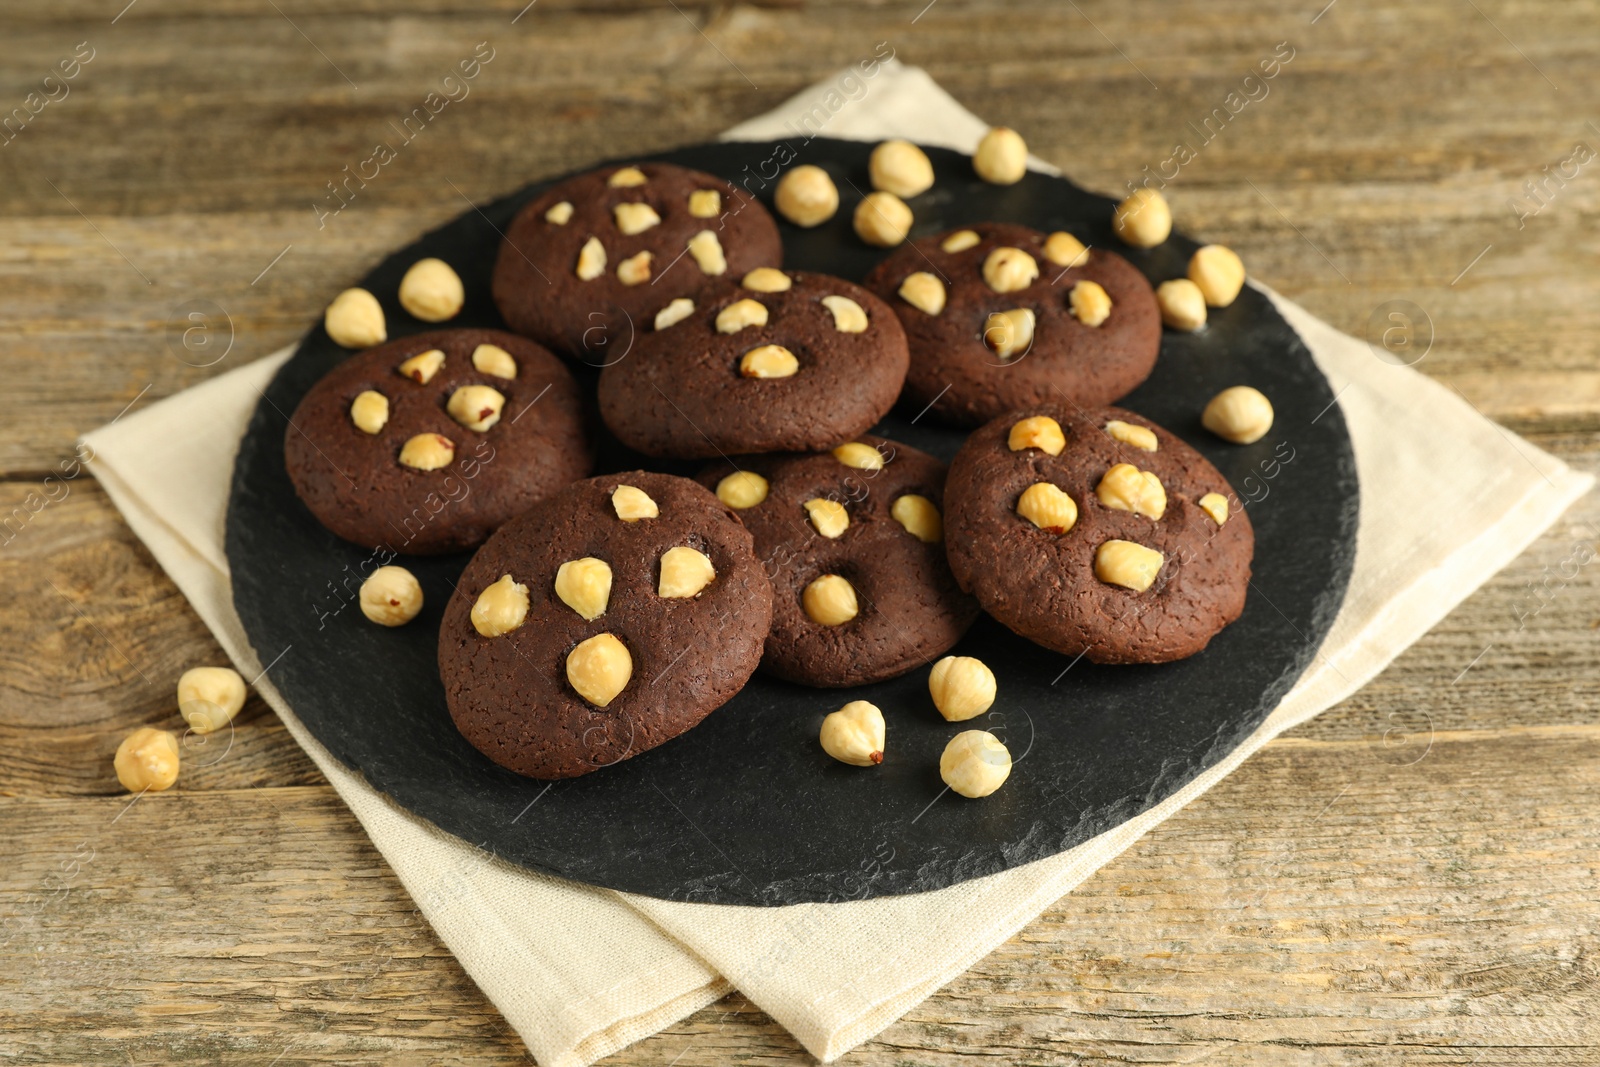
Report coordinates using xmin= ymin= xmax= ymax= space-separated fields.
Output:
xmin=983 ymin=308 xmax=1036 ymax=361
xmin=472 ymin=343 xmax=517 ymax=379
xmin=1189 ymin=245 xmax=1246 ymax=307
xmin=687 ymin=230 xmax=727 ymax=275
xmin=616 ymin=250 xmax=653 ymax=286
xmin=853 ymin=191 xmax=913 ymax=247
xmin=398 ymin=348 xmax=445 ymax=384
xmin=655 ymin=297 xmax=695 ymax=330
xmin=611 ymin=484 xmax=659 ymax=521
xmin=358 ymin=566 xmax=423 ymax=628
xmin=1199 ymin=492 xmax=1230 ymax=525
xmin=1043 ymin=231 xmax=1090 ymax=268
xmin=398 ymin=433 xmax=454 ymax=471
xmin=869 ymin=139 xmax=935 ymax=198
xmin=941 ymin=229 xmax=981 ymax=253
xmin=982 ymin=247 xmax=1040 ymax=293
xmin=832 ymin=441 xmax=885 ymax=470
xmin=324 ymin=287 xmax=386 ymax=349
xmin=575 ymin=236 xmax=607 ymax=280
xmin=114 ymin=727 xmax=180 ymax=793
xmin=740 ymin=344 xmax=798 ymax=379
xmin=774 ymin=164 xmax=839 ymax=227
xmin=898 ymin=271 xmax=946 ymax=315
xmin=471 ymin=574 xmax=529 ymax=637
xmin=1113 ymin=188 xmax=1172 ymax=248
xmin=821 ymin=294 xmax=869 ymax=333
xmin=688 ymin=189 xmax=722 ymax=218
xmin=608 ymin=166 xmax=648 ymax=187
xmin=1157 ymin=278 xmax=1207 ymax=331
xmin=1104 ymin=419 xmax=1158 ymax=452
xmin=176 ymin=666 xmax=248 ymax=734
xmin=658 ymin=546 xmax=716 ymax=598
xmin=973 ymin=126 xmax=1028 ymax=185
xmin=1016 ymin=482 xmax=1078 ymax=533
xmin=613 ymin=202 xmax=661 ymax=236
xmin=819 ymin=700 xmax=885 ymax=766
xmin=940 ymin=730 xmax=1012 ymax=798
xmin=928 ymin=656 xmax=996 ymax=722
xmin=566 ymin=633 xmax=632 ymax=707
xmin=545 ymin=201 xmax=575 ymax=225
xmin=742 ymin=267 xmax=792 ymax=293
xmin=398 ymin=258 xmax=464 ymax=323
xmin=446 ymin=384 xmax=506 ymax=433
xmin=890 ymin=494 xmax=942 ymax=543
xmin=1202 ymin=386 xmax=1274 ymax=444
xmin=716 ymin=470 xmax=768 ymax=509
xmin=555 ymin=557 xmax=613 ymax=620
xmin=1096 ymin=463 xmax=1167 ymax=520
xmin=803 ymin=574 xmax=858 ymax=626
xmin=1007 ymin=415 xmax=1065 ymax=455
xmin=716 ymin=298 xmax=768 ymax=334
xmin=804 ymin=497 xmax=850 ymax=539
xmin=350 ymin=390 xmax=389 ymax=435
xmin=1070 ymin=280 xmax=1112 ymax=327
xmin=1094 ymin=539 xmax=1164 ymax=592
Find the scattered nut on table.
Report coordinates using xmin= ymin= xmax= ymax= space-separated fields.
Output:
xmin=982 ymin=247 xmax=1040 ymax=293
xmin=176 ymin=666 xmax=247 ymax=733
xmin=611 ymin=484 xmax=659 ymax=521
xmin=1007 ymin=415 xmax=1065 ymax=455
xmin=1043 ymin=231 xmax=1090 ymax=268
xmin=897 ymin=271 xmax=946 ymax=315
xmin=358 ymin=566 xmax=424 ymax=628
xmin=742 ymin=267 xmax=791 ymax=293
xmin=832 ymin=441 xmax=885 ymax=470
xmin=567 ymin=633 xmax=632 ymax=707
xmin=1199 ymin=492 xmax=1231 ymax=525
xmin=983 ymin=308 xmax=1035 ymax=361
xmin=940 ymin=729 xmax=1012 ymax=797
xmin=740 ymin=344 xmax=798 ymax=379
xmin=1096 ymin=463 xmax=1167 ymax=521
xmin=716 ymin=470 xmax=768 ymax=509
xmin=890 ymin=494 xmax=942 ymax=543
xmin=973 ymin=126 xmax=1028 ymax=185
xmin=446 ymin=384 xmax=506 ymax=432
xmin=555 ymin=557 xmax=613 ymax=620
xmin=819 ymin=700 xmax=886 ymax=766
xmin=658 ymin=546 xmax=716 ymax=598
xmin=803 ymin=573 xmax=858 ymax=626
xmin=804 ymin=497 xmax=850 ymax=539
xmin=398 ymin=432 xmax=454 ymax=471
xmin=349 ymin=390 xmax=389 ymax=435
xmin=398 ymin=348 xmax=445 ymax=385
xmin=688 ymin=189 xmax=722 ymax=218
xmin=545 ymin=201 xmax=574 ymax=225
xmin=869 ymin=139 xmax=935 ymax=198
xmin=613 ymin=202 xmax=660 ymax=236
xmin=1016 ymin=482 xmax=1078 ymax=533
xmin=774 ymin=165 xmax=839 ymax=227
xmin=575 ymin=236 xmax=607 ymax=280
xmin=398 ymin=258 xmax=464 ymax=322
xmin=1094 ymin=539 xmax=1165 ymax=592
xmin=1202 ymin=385 xmax=1274 ymax=444
xmin=1104 ymin=419 xmax=1157 ymax=451
xmin=471 ymin=343 xmax=517 ymax=379
xmin=929 ymin=656 xmax=996 ymax=722
xmin=1157 ymin=278 xmax=1208 ymax=332
xmin=853 ymin=191 xmax=913 ymax=247
xmin=716 ymin=298 xmax=768 ymax=334
xmin=654 ymin=298 xmax=695 ymax=330
xmin=1070 ymin=280 xmax=1112 ymax=327
xmin=608 ymin=166 xmax=647 ymax=187
xmin=616 ymin=250 xmax=653 ymax=286
xmin=471 ymin=574 xmax=529 ymax=637
xmin=1113 ymin=188 xmax=1172 ymax=248
xmin=114 ymin=727 xmax=180 ymax=793
xmin=821 ymin=294 xmax=869 ymax=333
xmin=687 ymin=230 xmax=727 ymax=275
xmin=941 ymin=229 xmax=980 ymax=253
xmin=324 ymin=288 xmax=386 ymax=348
xmin=1188 ymin=244 xmax=1246 ymax=307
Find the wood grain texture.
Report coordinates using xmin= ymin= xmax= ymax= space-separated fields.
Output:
xmin=2 ymin=0 xmax=1598 ymax=1062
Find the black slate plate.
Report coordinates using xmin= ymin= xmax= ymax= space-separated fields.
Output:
xmin=227 ymin=138 xmax=1358 ymax=906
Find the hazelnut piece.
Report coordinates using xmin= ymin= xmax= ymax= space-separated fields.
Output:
xmin=941 ymin=229 xmax=981 ymax=253
xmin=607 ymin=166 xmax=648 ymax=187
xmin=928 ymin=656 xmax=996 ymax=722
xmin=821 ymin=294 xmax=869 ymax=333
xmin=716 ymin=470 xmax=768 ymax=509
xmin=350 ymin=390 xmax=389 ymax=435
xmin=555 ymin=557 xmax=612 ymax=620
xmin=1189 ymin=244 xmax=1247 ymax=307
xmin=1016 ymin=482 xmax=1077 ymax=533
xmin=1007 ymin=415 xmax=1065 ymax=455
xmin=688 ymin=189 xmax=722 ymax=218
xmin=832 ymin=441 xmax=885 ymax=470
xmin=398 ymin=258 xmax=464 ymax=323
xmin=803 ymin=574 xmax=858 ymax=626
xmin=774 ymin=164 xmax=839 ymax=227
xmin=819 ymin=700 xmax=886 ymax=766
xmin=1070 ymin=280 xmax=1112 ymax=327
xmin=446 ymin=384 xmax=506 ymax=433
xmin=940 ymin=730 xmax=1012 ymax=797
xmin=616 ymin=250 xmax=653 ymax=286
xmin=853 ymin=191 xmax=913 ymax=247
xmin=471 ymin=574 xmax=529 ymax=637
xmin=358 ymin=566 xmax=423 ymax=628
xmin=613 ymin=202 xmax=661 ymax=235
xmin=1113 ymin=188 xmax=1172 ymax=248
xmin=1202 ymin=386 xmax=1274 ymax=444
xmin=869 ymin=139 xmax=935 ymax=198
xmin=804 ymin=497 xmax=849 ymax=539
xmin=324 ymin=288 xmax=387 ymax=349
xmin=687 ymin=230 xmax=727 ymax=275
xmin=1157 ymin=278 xmax=1208 ymax=331
xmin=716 ymin=298 xmax=769 ymax=334
xmin=1095 ymin=540 xmax=1165 ymax=592
xmin=398 ymin=433 xmax=454 ymax=471
xmin=545 ymin=201 xmax=574 ymax=225
xmin=566 ymin=633 xmax=632 ymax=707
xmin=114 ymin=727 xmax=180 ymax=793
xmin=1104 ymin=419 xmax=1158 ymax=452
xmin=740 ymin=344 xmax=798 ymax=379
xmin=890 ymin=494 xmax=942 ymax=543
xmin=973 ymin=126 xmax=1028 ymax=185
xmin=982 ymin=247 xmax=1040 ymax=293
xmin=898 ymin=271 xmax=946 ymax=315
xmin=1199 ymin=492 xmax=1231 ymax=525
xmin=1043 ymin=232 xmax=1090 ymax=268
xmin=472 ymin=343 xmax=517 ymax=379
xmin=575 ymin=236 xmax=607 ymax=280
xmin=742 ymin=268 xmax=792 ymax=293
xmin=176 ymin=666 xmax=248 ymax=734
xmin=611 ymin=484 xmax=659 ymax=521
xmin=1096 ymin=463 xmax=1167 ymax=520
xmin=654 ymin=298 xmax=695 ymax=330
xmin=983 ymin=308 xmax=1036 ymax=361
xmin=398 ymin=348 xmax=445 ymax=385
xmin=658 ymin=546 xmax=716 ymax=598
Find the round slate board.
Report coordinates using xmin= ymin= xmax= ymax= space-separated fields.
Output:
xmin=227 ymin=138 xmax=1358 ymax=906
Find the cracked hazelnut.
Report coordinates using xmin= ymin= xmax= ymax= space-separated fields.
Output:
xmin=575 ymin=236 xmax=607 ymax=280
xmin=941 ymin=229 xmax=980 ymax=253
xmin=853 ymin=191 xmax=913 ymax=247
xmin=929 ymin=656 xmax=996 ymax=722
xmin=742 ymin=268 xmax=791 ymax=293
xmin=984 ymin=308 xmax=1036 ymax=361
xmin=1007 ymin=415 xmax=1065 ymax=455
xmin=1202 ymin=386 xmax=1274 ymax=444
xmin=716 ymin=298 xmax=769 ymax=334
xmin=940 ymin=730 xmax=1011 ymax=797
xmin=832 ymin=441 xmax=885 ymax=470
xmin=658 ymin=546 xmax=716 ymax=598
xmin=775 ymin=164 xmax=838 ymax=227
xmin=611 ymin=484 xmax=659 ymax=521
xmin=1016 ymin=482 xmax=1077 ymax=533
xmin=740 ymin=344 xmax=798 ymax=379
xmin=176 ymin=666 xmax=248 ymax=733
xmin=1158 ymin=278 xmax=1208 ymax=331
xmin=821 ymin=294 xmax=869 ymax=333
xmin=398 ymin=258 xmax=464 ymax=323
xmin=1070 ymin=280 xmax=1112 ymax=327
xmin=689 ymin=189 xmax=722 ymax=217
xmin=472 ymin=343 xmax=517 ymax=379
xmin=114 ymin=727 xmax=180 ymax=793
xmin=608 ymin=166 xmax=647 ymax=187
xmin=655 ymin=298 xmax=695 ymax=330
xmin=982 ymin=247 xmax=1039 ymax=293
xmin=1095 ymin=540 xmax=1164 ymax=592
xmin=447 ymin=384 xmax=506 ymax=432
xmin=358 ymin=566 xmax=423 ymax=628
xmin=803 ymin=574 xmax=858 ymax=626
xmin=687 ymin=230 xmax=727 ymax=275
xmin=1096 ymin=463 xmax=1167 ymax=521
xmin=804 ymin=497 xmax=849 ymax=539
xmin=616 ymin=250 xmax=653 ymax=286
xmin=1043 ymin=231 xmax=1090 ymax=268
xmin=398 ymin=433 xmax=454 ymax=471
xmin=1199 ymin=492 xmax=1230 ymax=525
xmin=545 ymin=201 xmax=574 ymax=224
xmin=613 ymin=202 xmax=661 ymax=236
xmin=820 ymin=700 xmax=885 ymax=766
xmin=555 ymin=557 xmax=612 ymax=620
xmin=1113 ymin=188 xmax=1172 ymax=248
xmin=890 ymin=494 xmax=942 ymax=543
xmin=898 ymin=271 xmax=946 ymax=315
xmin=325 ymin=288 xmax=386 ymax=349
xmin=398 ymin=348 xmax=445 ymax=385
xmin=471 ymin=574 xmax=529 ymax=637
xmin=1104 ymin=420 xmax=1157 ymax=452
xmin=567 ymin=633 xmax=632 ymax=707
xmin=1189 ymin=244 xmax=1246 ymax=307
xmin=350 ymin=390 xmax=389 ymax=435
xmin=716 ymin=470 xmax=768 ymax=509
xmin=973 ymin=126 xmax=1028 ymax=185
xmin=869 ymin=139 xmax=935 ymax=198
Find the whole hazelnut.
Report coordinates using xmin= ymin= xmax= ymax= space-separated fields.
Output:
xmin=853 ymin=191 xmax=913 ymax=247
xmin=398 ymin=258 xmax=464 ymax=323
xmin=819 ymin=700 xmax=886 ymax=766
xmin=176 ymin=666 xmax=248 ymax=733
xmin=114 ymin=727 xmax=180 ymax=793
xmin=928 ymin=656 xmax=996 ymax=722
xmin=940 ymin=730 xmax=1012 ymax=798
xmin=774 ymin=165 xmax=839 ymax=228
xmin=1112 ymin=188 xmax=1172 ymax=248
xmin=358 ymin=566 xmax=424 ymax=627
xmin=1202 ymin=386 xmax=1274 ymax=444
xmin=973 ymin=126 xmax=1028 ymax=185
xmin=324 ymin=288 xmax=386 ymax=349
xmin=869 ymin=139 xmax=935 ymax=198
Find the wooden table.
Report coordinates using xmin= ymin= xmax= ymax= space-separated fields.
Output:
xmin=4 ymin=2 xmax=1597 ymax=1062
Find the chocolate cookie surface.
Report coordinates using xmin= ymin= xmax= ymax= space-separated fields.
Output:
xmin=439 ymin=472 xmax=773 ymax=779
xmin=944 ymin=404 xmax=1253 ymax=663
xmin=698 ymin=436 xmax=979 ymax=687
xmin=285 ymin=328 xmax=591 ymax=555
xmin=597 ymin=269 xmax=909 ymax=458
xmin=862 ymin=223 xmax=1160 ymax=426
xmin=492 ymin=161 xmax=783 ymax=364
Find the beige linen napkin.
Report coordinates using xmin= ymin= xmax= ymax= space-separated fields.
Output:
xmin=84 ymin=62 xmax=1591 ymax=1066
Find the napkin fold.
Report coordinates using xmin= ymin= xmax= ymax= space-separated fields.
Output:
xmin=84 ymin=62 xmax=1590 ymax=1066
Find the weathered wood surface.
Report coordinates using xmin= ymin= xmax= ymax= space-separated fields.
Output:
xmin=2 ymin=0 xmax=1598 ymax=1062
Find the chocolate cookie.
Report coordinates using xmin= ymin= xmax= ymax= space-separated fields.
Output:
xmin=698 ymin=436 xmax=979 ymax=687
xmin=944 ymin=404 xmax=1253 ymax=663
xmin=492 ymin=161 xmax=783 ymax=364
xmin=438 ymin=472 xmax=773 ymax=779
xmin=597 ymin=269 xmax=909 ymax=459
xmin=862 ymin=223 xmax=1161 ymax=426
xmin=285 ymin=328 xmax=591 ymax=555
